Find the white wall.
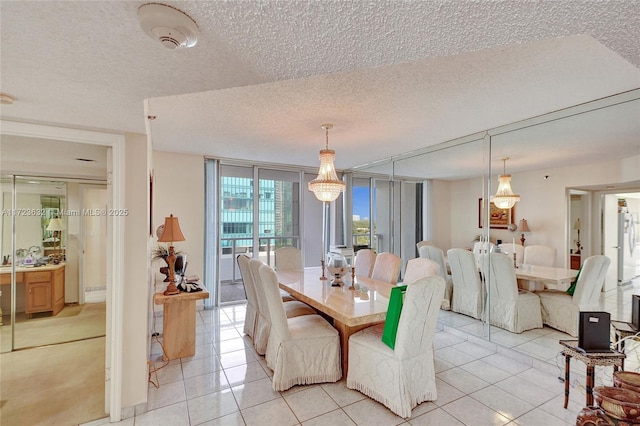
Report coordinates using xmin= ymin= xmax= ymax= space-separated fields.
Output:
xmin=152 ymin=151 xmax=205 ymax=285
xmin=121 ymin=132 xmax=151 ymax=410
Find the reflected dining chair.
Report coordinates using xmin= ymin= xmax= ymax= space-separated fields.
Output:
xmin=480 ymin=253 xmax=542 ymax=333
xmin=371 ymin=252 xmax=401 ymax=284
xmin=259 ymin=263 xmax=342 ymax=390
xmin=402 ymin=258 xmax=440 ymax=284
xmin=447 ymin=248 xmax=484 ymax=320
xmin=354 ymin=248 xmax=376 ymax=277
xmin=522 ymin=244 xmax=557 ymax=291
xmin=498 ymin=243 xmax=524 ymax=266
xmin=248 ymin=258 xmax=315 ymax=355
xmin=347 ymin=275 xmax=445 ymax=418
xmin=274 ymin=246 xmax=303 ymax=270
xmin=418 ymin=245 xmax=453 ymax=309
xmin=537 ymin=255 xmax=610 ymax=337
xmin=236 ymin=254 xmax=258 ymax=339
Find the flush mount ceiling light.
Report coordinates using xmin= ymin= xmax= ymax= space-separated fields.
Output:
xmin=0 ymin=93 xmax=15 ymax=104
xmin=138 ymin=3 xmax=199 ymax=49
xmin=491 ymin=157 xmax=520 ymax=209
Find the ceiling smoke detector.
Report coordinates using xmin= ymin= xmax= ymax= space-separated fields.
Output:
xmin=138 ymin=3 xmax=199 ymax=49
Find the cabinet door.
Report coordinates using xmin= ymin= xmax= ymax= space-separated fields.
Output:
xmin=26 ymin=282 xmax=52 ymax=313
xmin=52 ymin=267 xmax=65 ymax=315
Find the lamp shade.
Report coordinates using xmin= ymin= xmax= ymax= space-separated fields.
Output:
xmin=573 ymin=218 xmax=581 ymax=230
xmin=157 ymin=214 xmax=185 ymax=243
xmin=46 ymin=218 xmax=65 ymax=231
xmin=519 ymin=218 xmax=531 ymax=233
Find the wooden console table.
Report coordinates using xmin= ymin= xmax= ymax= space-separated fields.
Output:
xmin=154 ymin=289 xmax=209 ymax=360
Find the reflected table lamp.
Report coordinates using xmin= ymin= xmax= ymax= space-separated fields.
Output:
xmin=46 ymin=217 xmax=65 ymax=260
xmin=519 ymin=218 xmax=530 ymax=246
xmin=157 ymin=214 xmax=186 ymax=295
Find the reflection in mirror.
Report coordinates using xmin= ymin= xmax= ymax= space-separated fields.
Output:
xmin=348 ymin=90 xmax=640 ymax=370
xmin=1 ymin=177 xmax=67 ymax=352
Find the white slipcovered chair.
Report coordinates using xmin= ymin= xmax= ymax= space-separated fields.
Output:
xmin=347 ymin=275 xmax=445 ymax=418
xmin=473 ymin=240 xmax=494 ymax=267
xmin=537 ymin=255 xmax=611 ymax=337
xmin=523 ymin=245 xmax=557 ymax=267
xmin=354 ymin=249 xmax=377 ymax=278
xmin=416 ymin=240 xmax=433 ymax=250
xmin=498 ymin=243 xmax=524 ymax=266
xmin=274 ymin=246 xmax=303 ymax=270
xmin=371 ymin=252 xmax=401 ymax=284
xmin=237 ymin=255 xmax=258 ymax=338
xmin=402 ymin=258 xmax=440 ymax=284
xmin=418 ymin=245 xmax=453 ymax=310
xmin=522 ymin=245 xmax=557 ymax=291
xmin=259 ymin=263 xmax=342 ymax=390
xmin=480 ymin=253 xmax=542 ymax=333
xmin=248 ymin=258 xmax=315 ymax=355
xmin=447 ymin=248 xmax=484 ymax=320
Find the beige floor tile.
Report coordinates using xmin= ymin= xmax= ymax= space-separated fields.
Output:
xmin=441 ymin=396 xmax=510 ymax=425
xmin=186 ymin=388 xmax=239 ymax=425
xmin=302 ymin=408 xmax=356 ymax=426
xmin=408 ymin=407 xmax=464 ymax=426
xmin=284 ymin=386 xmax=340 ymax=422
xmin=342 ymin=397 xmax=405 ymax=425
xmin=241 ymin=398 xmax=299 ymax=426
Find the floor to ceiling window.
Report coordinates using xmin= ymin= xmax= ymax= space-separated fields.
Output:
xmin=215 ymin=164 xmax=301 ymax=304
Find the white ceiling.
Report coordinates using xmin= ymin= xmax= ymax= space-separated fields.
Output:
xmin=1 ymin=1 xmax=639 ymax=174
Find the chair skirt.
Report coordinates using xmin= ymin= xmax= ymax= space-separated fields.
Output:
xmin=347 ymin=325 xmax=437 ymax=418
xmin=254 ymin=300 xmax=315 ymax=355
xmin=538 ymin=291 xmax=580 ymax=337
xmin=488 ymin=291 xmax=542 ymax=333
xmin=243 ymin=303 xmax=257 ymax=338
xmin=452 ymin=288 xmax=483 ymax=320
xmin=268 ymin=314 xmax=342 ymax=391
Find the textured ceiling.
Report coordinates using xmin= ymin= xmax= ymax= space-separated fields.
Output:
xmin=1 ymin=1 xmax=639 ymax=172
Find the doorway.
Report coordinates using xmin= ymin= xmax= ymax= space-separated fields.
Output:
xmin=80 ymin=184 xmax=108 ymax=303
xmin=603 ymin=193 xmax=640 ymax=285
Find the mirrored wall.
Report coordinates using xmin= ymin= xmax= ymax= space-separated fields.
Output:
xmin=349 ymin=89 xmax=640 ymax=352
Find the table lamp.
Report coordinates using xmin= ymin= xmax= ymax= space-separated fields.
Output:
xmin=46 ymin=217 xmax=65 ymax=261
xmin=519 ymin=218 xmax=530 ymax=246
xmin=157 ymin=214 xmax=186 ymax=295
xmin=574 ymin=218 xmax=581 ymax=254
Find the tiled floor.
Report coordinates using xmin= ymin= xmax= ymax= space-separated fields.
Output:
xmin=82 ymin=275 xmax=640 ymax=426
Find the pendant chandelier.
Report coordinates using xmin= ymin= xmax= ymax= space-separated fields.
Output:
xmin=308 ymin=123 xmax=345 ymax=202
xmin=491 ymin=157 xmax=520 ymax=209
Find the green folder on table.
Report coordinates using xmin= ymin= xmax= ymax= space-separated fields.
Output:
xmin=381 ymin=285 xmax=407 ymax=349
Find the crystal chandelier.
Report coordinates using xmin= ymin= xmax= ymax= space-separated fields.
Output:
xmin=308 ymin=124 xmax=345 ymax=202
xmin=491 ymin=157 xmax=520 ymax=209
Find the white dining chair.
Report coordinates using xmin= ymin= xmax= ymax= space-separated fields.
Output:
xmin=371 ymin=252 xmax=401 ymax=284
xmin=521 ymin=244 xmax=557 ymax=290
xmin=447 ymin=248 xmax=484 ymax=320
xmin=416 ymin=240 xmax=433 ymax=250
xmin=259 ymin=263 xmax=342 ymax=390
xmin=402 ymin=258 xmax=440 ymax=284
xmin=248 ymin=258 xmax=315 ymax=355
xmin=537 ymin=255 xmax=611 ymax=337
xmin=354 ymin=248 xmax=376 ymax=277
xmin=498 ymin=243 xmax=524 ymax=266
xmin=418 ymin=245 xmax=453 ymax=309
xmin=481 ymin=253 xmax=542 ymax=333
xmin=347 ymin=275 xmax=445 ymax=418
xmin=274 ymin=246 xmax=303 ymax=270
xmin=473 ymin=240 xmax=494 ymax=267
xmin=236 ymin=254 xmax=258 ymax=339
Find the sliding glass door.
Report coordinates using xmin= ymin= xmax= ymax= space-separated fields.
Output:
xmin=217 ymin=164 xmax=301 ymax=304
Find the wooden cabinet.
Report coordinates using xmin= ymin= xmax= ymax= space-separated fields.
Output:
xmin=571 ymin=254 xmax=581 ymax=270
xmin=1 ymin=264 xmax=65 ymax=317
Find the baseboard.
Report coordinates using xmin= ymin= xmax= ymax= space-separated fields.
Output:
xmin=85 ymin=289 xmax=106 ymax=303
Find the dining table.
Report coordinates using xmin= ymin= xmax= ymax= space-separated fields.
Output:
xmin=514 ymin=264 xmax=578 ymax=291
xmin=276 ymin=266 xmax=395 ymax=376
